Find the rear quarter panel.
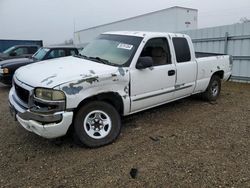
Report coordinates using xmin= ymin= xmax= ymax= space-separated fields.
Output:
xmin=194 ymin=55 xmax=231 ymax=93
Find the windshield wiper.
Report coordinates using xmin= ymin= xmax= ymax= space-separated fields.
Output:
xmin=74 ymin=54 xmax=89 ymax=59
xmin=88 ymin=56 xmax=108 ymax=64
xmin=88 ymin=56 xmax=117 ymax=66
xmin=74 ymin=55 xmax=117 ymax=66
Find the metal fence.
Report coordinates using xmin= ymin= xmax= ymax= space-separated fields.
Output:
xmin=181 ymin=22 xmax=250 ymax=81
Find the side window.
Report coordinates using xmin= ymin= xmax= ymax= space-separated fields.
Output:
xmin=47 ymin=49 xmax=66 ymax=59
xmin=139 ymin=38 xmax=171 ymax=66
xmin=172 ymin=37 xmax=191 ymax=63
xmin=29 ymin=47 xmax=38 ymax=54
xmin=69 ymin=49 xmax=77 ymax=56
xmin=14 ymin=47 xmax=28 ymax=55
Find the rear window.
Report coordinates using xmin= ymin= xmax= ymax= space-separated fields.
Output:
xmin=172 ymin=37 xmax=191 ymax=63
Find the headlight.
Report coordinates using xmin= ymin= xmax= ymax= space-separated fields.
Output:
xmin=35 ymin=88 xmax=65 ymax=101
xmin=0 ymin=68 xmax=9 ymax=74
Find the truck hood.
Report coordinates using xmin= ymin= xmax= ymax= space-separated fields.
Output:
xmin=0 ymin=58 xmax=34 ymax=68
xmin=15 ymin=56 xmax=121 ymax=88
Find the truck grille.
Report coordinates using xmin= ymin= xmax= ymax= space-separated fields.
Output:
xmin=14 ymin=83 xmax=29 ymax=104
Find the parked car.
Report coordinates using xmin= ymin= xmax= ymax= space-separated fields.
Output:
xmin=9 ymin=31 xmax=232 ymax=148
xmin=0 ymin=46 xmax=79 ymax=85
xmin=0 ymin=39 xmax=43 ymax=53
xmin=0 ymin=45 xmax=40 ymax=61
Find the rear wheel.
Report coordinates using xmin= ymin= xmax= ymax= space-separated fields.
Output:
xmin=202 ymin=75 xmax=221 ymax=101
xmin=74 ymin=101 xmax=121 ymax=148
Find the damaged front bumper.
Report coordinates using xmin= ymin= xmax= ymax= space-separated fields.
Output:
xmin=9 ymin=86 xmax=73 ymax=139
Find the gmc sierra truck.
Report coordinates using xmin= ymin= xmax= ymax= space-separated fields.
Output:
xmin=9 ymin=31 xmax=232 ymax=148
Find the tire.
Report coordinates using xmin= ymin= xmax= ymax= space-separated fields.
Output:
xmin=202 ymin=75 xmax=221 ymax=101
xmin=74 ymin=101 xmax=121 ymax=148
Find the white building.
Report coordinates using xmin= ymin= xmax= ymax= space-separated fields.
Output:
xmin=74 ymin=6 xmax=198 ymax=46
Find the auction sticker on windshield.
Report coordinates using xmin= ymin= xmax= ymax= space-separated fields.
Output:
xmin=117 ymin=43 xmax=133 ymax=50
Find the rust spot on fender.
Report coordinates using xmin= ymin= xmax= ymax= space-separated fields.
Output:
xmin=124 ymin=85 xmax=129 ymax=94
xmin=85 ymin=76 xmax=99 ymax=84
xmin=123 ymin=95 xmax=128 ymax=99
xmin=62 ymin=86 xmax=83 ymax=95
xmin=69 ymin=76 xmax=99 ymax=87
xmin=118 ymin=67 xmax=125 ymax=76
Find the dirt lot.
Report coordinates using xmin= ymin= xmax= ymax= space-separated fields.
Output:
xmin=0 ymin=82 xmax=249 ymax=187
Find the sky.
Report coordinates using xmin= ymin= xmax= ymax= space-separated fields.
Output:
xmin=0 ymin=0 xmax=250 ymax=45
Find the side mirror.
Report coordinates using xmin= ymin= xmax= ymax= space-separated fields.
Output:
xmin=9 ymin=52 xmax=17 ymax=56
xmin=136 ymin=57 xmax=153 ymax=69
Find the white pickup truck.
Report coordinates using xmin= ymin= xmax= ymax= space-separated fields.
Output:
xmin=9 ymin=31 xmax=232 ymax=147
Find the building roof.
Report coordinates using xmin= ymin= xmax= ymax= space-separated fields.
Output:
xmin=11 ymin=44 xmax=40 ymax=47
xmin=75 ymin=6 xmax=198 ymax=33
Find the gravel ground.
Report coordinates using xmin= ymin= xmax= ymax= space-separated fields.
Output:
xmin=0 ymin=82 xmax=249 ymax=187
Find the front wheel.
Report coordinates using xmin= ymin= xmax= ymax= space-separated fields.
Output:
xmin=74 ymin=101 xmax=121 ymax=148
xmin=202 ymin=75 xmax=221 ymax=101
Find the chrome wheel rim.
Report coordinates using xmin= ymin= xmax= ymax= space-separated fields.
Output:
xmin=211 ymin=81 xmax=219 ymax=97
xmin=83 ymin=110 xmax=112 ymax=139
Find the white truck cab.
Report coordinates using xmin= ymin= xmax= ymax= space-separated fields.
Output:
xmin=9 ymin=31 xmax=232 ymax=147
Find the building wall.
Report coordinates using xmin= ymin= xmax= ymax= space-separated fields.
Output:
xmin=181 ymin=22 xmax=250 ymax=82
xmin=74 ymin=7 xmax=197 ymax=46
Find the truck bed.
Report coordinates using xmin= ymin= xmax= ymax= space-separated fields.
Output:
xmin=193 ymin=52 xmax=231 ymax=93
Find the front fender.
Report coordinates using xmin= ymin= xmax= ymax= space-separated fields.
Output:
xmin=58 ymin=69 xmax=130 ymax=114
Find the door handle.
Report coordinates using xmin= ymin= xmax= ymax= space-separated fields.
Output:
xmin=168 ymin=70 xmax=175 ymax=76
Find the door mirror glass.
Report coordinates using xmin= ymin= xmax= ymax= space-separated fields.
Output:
xmin=136 ymin=57 xmax=153 ymax=69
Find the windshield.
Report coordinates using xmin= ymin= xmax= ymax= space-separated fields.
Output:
xmin=80 ymin=34 xmax=143 ymax=66
xmin=3 ymin=46 xmax=15 ymax=54
xmin=32 ymin=48 xmax=49 ymax=60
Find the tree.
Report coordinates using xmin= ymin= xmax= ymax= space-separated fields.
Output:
xmin=239 ymin=17 xmax=250 ymax=23
xmin=64 ymin=39 xmax=74 ymax=45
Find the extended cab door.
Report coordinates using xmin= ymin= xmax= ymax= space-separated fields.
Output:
xmin=172 ymin=37 xmax=197 ymax=98
xmin=130 ymin=37 xmax=176 ymax=112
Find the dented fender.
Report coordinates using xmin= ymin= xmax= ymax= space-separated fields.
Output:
xmin=57 ymin=67 xmax=130 ymax=115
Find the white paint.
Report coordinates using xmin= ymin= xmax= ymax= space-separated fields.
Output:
xmin=16 ymin=112 xmax=73 ymax=139
xmin=9 ymin=31 xmax=232 ymax=139
xmin=15 ymin=56 xmax=118 ymax=88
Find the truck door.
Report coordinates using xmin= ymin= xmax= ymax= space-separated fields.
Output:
xmin=172 ymin=37 xmax=197 ymax=98
xmin=130 ymin=37 xmax=176 ymax=112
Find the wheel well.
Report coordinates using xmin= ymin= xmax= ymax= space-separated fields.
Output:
xmin=75 ymin=92 xmax=124 ymax=115
xmin=213 ymin=70 xmax=224 ymax=79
